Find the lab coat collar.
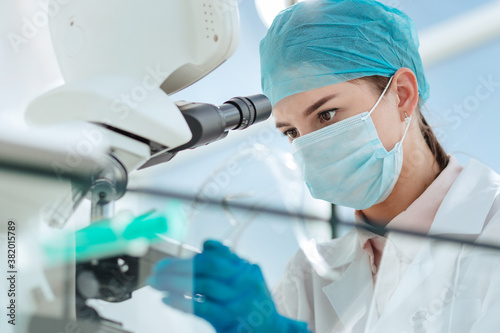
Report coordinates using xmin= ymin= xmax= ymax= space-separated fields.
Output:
xmin=374 ymin=158 xmax=500 ymax=328
xmin=322 ymin=158 xmax=500 ymax=330
xmin=319 ymin=229 xmax=374 ymax=330
xmin=322 ymin=243 xmax=374 ymax=331
xmin=429 ymin=158 xmax=500 ymax=236
xmin=315 ymin=229 xmax=361 ymax=271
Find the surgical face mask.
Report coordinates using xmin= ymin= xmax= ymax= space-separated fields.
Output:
xmin=291 ymin=76 xmax=411 ymax=210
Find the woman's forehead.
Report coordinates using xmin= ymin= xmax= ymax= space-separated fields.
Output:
xmin=272 ymin=80 xmax=366 ymax=117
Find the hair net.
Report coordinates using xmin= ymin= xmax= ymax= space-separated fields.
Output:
xmin=260 ymin=0 xmax=430 ymax=106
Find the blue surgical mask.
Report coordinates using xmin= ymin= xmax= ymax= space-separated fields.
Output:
xmin=291 ymin=76 xmax=411 ymax=210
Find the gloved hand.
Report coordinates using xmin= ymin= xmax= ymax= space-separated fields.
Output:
xmin=147 ymin=240 xmax=310 ymax=333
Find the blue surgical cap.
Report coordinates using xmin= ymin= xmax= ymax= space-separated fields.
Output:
xmin=260 ymin=0 xmax=430 ymax=106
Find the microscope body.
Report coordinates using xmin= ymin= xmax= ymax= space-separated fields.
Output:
xmin=10 ymin=1 xmax=245 ymax=332
xmin=3 ymin=0 xmax=275 ymax=332
xmin=26 ymin=0 xmax=241 ymax=176
xmin=24 ymin=0 xmax=243 ymax=221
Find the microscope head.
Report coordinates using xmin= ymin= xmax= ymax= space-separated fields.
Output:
xmin=26 ymin=0 xmax=241 ymax=173
xmin=24 ymin=0 xmax=271 ymax=225
xmin=50 ymin=0 xmax=240 ymax=94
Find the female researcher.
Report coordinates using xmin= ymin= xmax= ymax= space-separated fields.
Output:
xmin=148 ymin=0 xmax=500 ymax=332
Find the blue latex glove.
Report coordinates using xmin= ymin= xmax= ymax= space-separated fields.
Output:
xmin=148 ymin=240 xmax=310 ymax=333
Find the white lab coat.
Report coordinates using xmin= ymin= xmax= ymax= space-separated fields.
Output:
xmin=273 ymin=159 xmax=500 ymax=333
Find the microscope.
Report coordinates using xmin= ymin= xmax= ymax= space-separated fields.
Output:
xmin=7 ymin=0 xmax=272 ymax=332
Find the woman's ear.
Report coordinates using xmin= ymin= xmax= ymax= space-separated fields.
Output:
xmin=393 ymin=68 xmax=420 ymax=121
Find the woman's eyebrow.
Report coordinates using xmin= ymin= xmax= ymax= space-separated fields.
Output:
xmin=275 ymin=93 xmax=338 ymax=128
xmin=303 ymin=94 xmax=338 ymax=117
xmin=276 ymin=121 xmax=290 ymax=129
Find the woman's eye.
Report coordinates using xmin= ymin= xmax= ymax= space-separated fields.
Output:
xmin=283 ymin=129 xmax=298 ymax=140
xmin=318 ymin=109 xmax=338 ymax=122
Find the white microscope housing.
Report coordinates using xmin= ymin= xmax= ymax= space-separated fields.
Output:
xmin=26 ymin=0 xmax=240 ymax=174
xmin=1 ymin=2 xmax=276 ymax=332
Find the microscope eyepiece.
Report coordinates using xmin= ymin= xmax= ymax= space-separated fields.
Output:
xmin=172 ymin=94 xmax=272 ymax=153
xmin=221 ymin=94 xmax=272 ymax=131
xmin=139 ymin=94 xmax=272 ymax=169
